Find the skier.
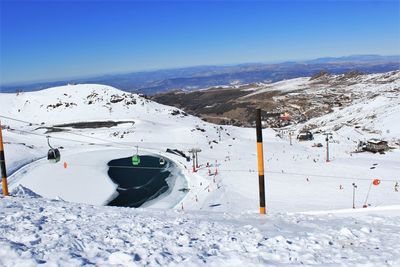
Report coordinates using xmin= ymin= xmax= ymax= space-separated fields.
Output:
xmin=395 ymin=181 xmax=399 ymax=192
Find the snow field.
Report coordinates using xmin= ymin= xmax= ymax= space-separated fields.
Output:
xmin=1 ymin=194 xmax=400 ymax=266
xmin=1 ymin=81 xmax=399 ymax=213
xmin=0 ymin=75 xmax=399 ymax=266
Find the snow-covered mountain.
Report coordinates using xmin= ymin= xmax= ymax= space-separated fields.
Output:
xmin=1 ymin=77 xmax=399 ymax=266
xmin=2 ymin=55 xmax=399 ymax=94
xmin=152 ymin=71 xmax=400 ymax=130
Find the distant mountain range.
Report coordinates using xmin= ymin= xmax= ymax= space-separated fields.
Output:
xmin=1 ymin=54 xmax=399 ymax=95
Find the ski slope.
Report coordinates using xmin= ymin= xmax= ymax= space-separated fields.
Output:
xmin=1 ymin=81 xmax=399 ymax=213
xmin=2 ymin=190 xmax=400 ymax=266
xmin=0 ymin=74 xmax=399 ymax=266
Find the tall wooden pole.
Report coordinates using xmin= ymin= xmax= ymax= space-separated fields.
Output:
xmin=0 ymin=121 xmax=9 ymax=196
xmin=255 ymin=109 xmax=266 ymax=214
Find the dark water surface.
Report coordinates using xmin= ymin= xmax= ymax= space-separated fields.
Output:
xmin=107 ymin=155 xmax=171 ymax=207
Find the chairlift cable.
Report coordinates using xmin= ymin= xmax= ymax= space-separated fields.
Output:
xmin=2 ymin=116 xmax=397 ymax=182
xmin=7 ymin=128 xmax=115 ymax=147
xmin=6 ymin=126 xmax=163 ymax=150
xmin=0 ymin=115 xmax=128 ymax=147
xmin=0 ymin=114 xmax=196 ymax=146
xmin=5 ymin=127 xmax=177 ymax=161
xmin=0 ymin=115 xmax=34 ymax=125
xmin=59 ymin=162 xmax=398 ymax=182
xmin=46 ymin=136 xmax=54 ymax=149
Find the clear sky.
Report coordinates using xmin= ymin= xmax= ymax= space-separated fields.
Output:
xmin=1 ymin=0 xmax=399 ymax=85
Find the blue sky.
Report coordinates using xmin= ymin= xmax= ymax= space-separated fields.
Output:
xmin=1 ymin=0 xmax=399 ymax=85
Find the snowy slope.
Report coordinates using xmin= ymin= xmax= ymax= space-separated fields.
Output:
xmin=1 ymin=193 xmax=400 ymax=266
xmin=0 ymin=77 xmax=400 ymax=266
xmin=1 ymin=81 xmax=399 ymax=213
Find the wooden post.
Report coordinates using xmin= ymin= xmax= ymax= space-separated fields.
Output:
xmin=255 ymin=109 xmax=266 ymax=214
xmin=0 ymin=121 xmax=9 ymax=196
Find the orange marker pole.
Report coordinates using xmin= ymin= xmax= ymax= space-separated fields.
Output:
xmin=0 ymin=121 xmax=9 ymax=196
xmin=255 ymin=109 xmax=266 ymax=214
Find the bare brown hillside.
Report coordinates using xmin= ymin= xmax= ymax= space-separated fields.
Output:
xmin=151 ymin=71 xmax=399 ymax=128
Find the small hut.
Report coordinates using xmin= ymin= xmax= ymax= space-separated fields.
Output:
xmin=297 ymin=131 xmax=314 ymax=141
xmin=365 ymin=139 xmax=389 ymax=153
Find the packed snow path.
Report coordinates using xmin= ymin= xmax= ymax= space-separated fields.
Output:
xmin=1 ymin=194 xmax=400 ymax=266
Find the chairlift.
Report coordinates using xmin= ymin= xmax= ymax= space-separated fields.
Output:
xmin=159 ymin=157 xmax=165 ymax=165
xmin=132 ymin=146 xmax=141 ymax=166
xmin=47 ymin=137 xmax=61 ymax=163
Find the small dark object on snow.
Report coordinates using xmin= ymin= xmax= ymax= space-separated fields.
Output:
xmin=178 ymin=188 xmax=190 ymax=192
xmin=166 ymin=148 xmax=190 ymax=161
xmin=297 ymin=131 xmax=314 ymax=141
xmin=312 ymin=143 xmax=323 ymax=147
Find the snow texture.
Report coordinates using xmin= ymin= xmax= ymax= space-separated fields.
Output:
xmin=1 ymin=195 xmax=400 ymax=266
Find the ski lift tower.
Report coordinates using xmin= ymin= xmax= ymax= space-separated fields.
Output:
xmin=288 ymin=130 xmax=294 ymax=146
xmin=188 ymin=148 xmax=201 ymax=172
xmin=324 ymin=133 xmax=333 ymax=162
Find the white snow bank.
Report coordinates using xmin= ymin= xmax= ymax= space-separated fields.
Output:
xmin=11 ymin=185 xmax=42 ymax=198
xmin=0 ymin=195 xmax=399 ymax=266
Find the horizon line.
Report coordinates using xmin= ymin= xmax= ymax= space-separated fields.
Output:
xmin=1 ymin=53 xmax=399 ymax=87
